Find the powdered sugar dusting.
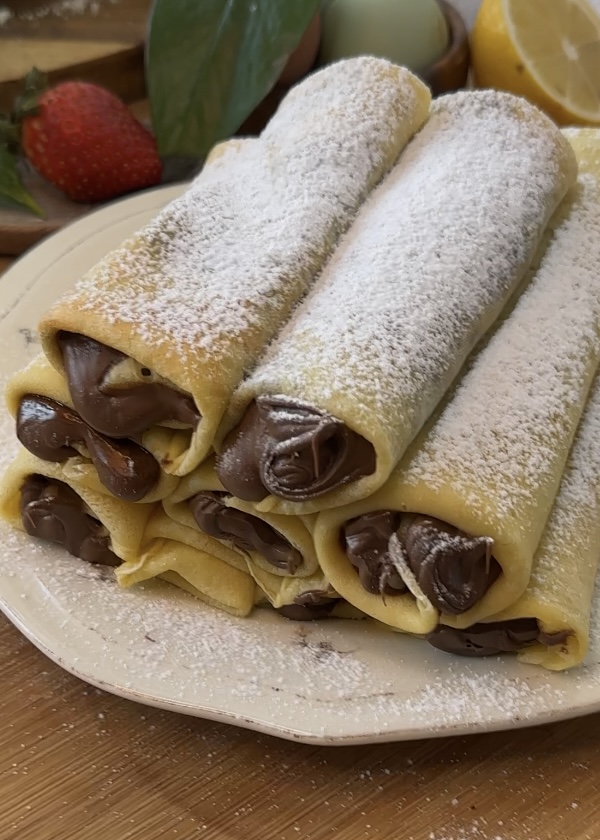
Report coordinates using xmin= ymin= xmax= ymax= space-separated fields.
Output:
xmin=521 ymin=371 xmax=600 ymax=612
xmin=236 ymin=91 xmax=573 ymax=470
xmin=51 ymin=59 xmax=427 ymax=378
xmin=402 ymin=166 xmax=600 ymax=531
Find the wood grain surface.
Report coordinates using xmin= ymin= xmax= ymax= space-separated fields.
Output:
xmin=1 ymin=611 xmax=600 ymax=840
xmin=0 ymin=258 xmax=599 ymax=840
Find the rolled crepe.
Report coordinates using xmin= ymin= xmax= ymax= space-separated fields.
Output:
xmin=218 ymin=90 xmax=577 ymax=515
xmin=164 ymin=457 xmax=319 ymax=577
xmin=0 ymin=447 xmax=152 ymax=564
xmin=429 ymin=368 xmax=600 ymax=671
xmin=116 ymin=509 xmax=256 ymax=617
xmin=38 ymin=58 xmax=431 ymax=477
xmin=315 ymin=128 xmax=600 ymax=634
xmin=6 ymin=354 xmax=179 ymax=503
xmin=428 ymin=129 xmax=600 ymax=671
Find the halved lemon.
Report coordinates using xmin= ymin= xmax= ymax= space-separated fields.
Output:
xmin=471 ymin=0 xmax=600 ymax=125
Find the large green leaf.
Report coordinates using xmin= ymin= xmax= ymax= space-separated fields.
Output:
xmin=147 ymin=0 xmax=321 ymax=160
xmin=0 ymin=146 xmax=43 ymax=217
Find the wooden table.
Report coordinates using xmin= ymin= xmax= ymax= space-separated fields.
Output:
xmin=0 ymin=251 xmax=599 ymax=840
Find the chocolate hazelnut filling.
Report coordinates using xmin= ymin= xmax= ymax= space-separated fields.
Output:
xmin=217 ymin=396 xmax=376 ymax=502
xmin=343 ymin=511 xmax=501 ymax=615
xmin=20 ymin=474 xmax=120 ymax=566
xmin=343 ymin=511 xmax=407 ymax=596
xmin=17 ymin=395 xmax=160 ymax=502
xmin=403 ymin=515 xmax=501 ymax=615
xmin=58 ymin=332 xmax=200 ymax=438
xmin=427 ymin=619 xmax=570 ymax=657
xmin=276 ymin=590 xmax=339 ymax=621
xmin=189 ymin=491 xmax=303 ymax=574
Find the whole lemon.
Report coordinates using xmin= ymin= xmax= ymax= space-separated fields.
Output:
xmin=320 ymin=0 xmax=449 ymax=74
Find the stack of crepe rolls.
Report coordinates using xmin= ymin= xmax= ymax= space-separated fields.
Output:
xmin=37 ymin=57 xmax=431 ymax=478
xmin=165 ymin=458 xmax=319 ymax=577
xmin=161 ymin=460 xmax=343 ymax=618
xmin=116 ymin=507 xmax=258 ymax=618
xmin=5 ymin=356 xmax=322 ymax=617
xmin=315 ymin=127 xmax=600 ymax=644
xmin=5 ymin=79 xmax=600 ymax=669
xmin=217 ymin=90 xmax=576 ymax=516
xmin=4 ymin=359 xmax=264 ymax=617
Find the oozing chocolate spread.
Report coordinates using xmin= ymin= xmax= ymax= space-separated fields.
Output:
xmin=343 ymin=511 xmax=407 ymax=596
xmin=403 ymin=515 xmax=501 ymax=615
xmin=20 ymin=474 xmax=120 ymax=566
xmin=276 ymin=590 xmax=339 ymax=621
xmin=217 ymin=396 xmax=376 ymax=502
xmin=343 ymin=511 xmax=501 ymax=614
xmin=17 ymin=395 xmax=160 ymax=502
xmin=189 ymin=491 xmax=303 ymax=574
xmin=427 ymin=618 xmax=570 ymax=657
xmin=58 ymin=332 xmax=200 ymax=437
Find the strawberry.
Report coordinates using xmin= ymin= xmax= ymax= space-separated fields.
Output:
xmin=19 ymin=77 xmax=162 ymax=203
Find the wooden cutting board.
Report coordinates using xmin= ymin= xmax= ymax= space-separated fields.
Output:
xmin=0 ymin=0 xmax=151 ymax=255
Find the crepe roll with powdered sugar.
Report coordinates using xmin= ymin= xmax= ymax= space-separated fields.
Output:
xmin=217 ymin=90 xmax=576 ymax=516
xmin=429 ymin=358 xmax=600 ymax=671
xmin=37 ymin=58 xmax=431 ymax=478
xmin=6 ymin=355 xmax=179 ymax=503
xmin=314 ymin=128 xmax=600 ymax=636
xmin=164 ymin=457 xmax=320 ymax=578
xmin=0 ymin=447 xmax=152 ymax=566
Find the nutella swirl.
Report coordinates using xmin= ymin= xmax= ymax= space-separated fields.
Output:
xmin=189 ymin=491 xmax=303 ymax=574
xmin=58 ymin=332 xmax=200 ymax=438
xmin=343 ymin=511 xmax=407 ymax=596
xmin=343 ymin=511 xmax=500 ymax=614
xmin=20 ymin=474 xmax=120 ymax=566
xmin=427 ymin=619 xmax=570 ymax=657
xmin=217 ymin=396 xmax=376 ymax=502
xmin=276 ymin=590 xmax=339 ymax=621
xmin=17 ymin=395 xmax=160 ymax=502
xmin=403 ymin=515 xmax=501 ymax=615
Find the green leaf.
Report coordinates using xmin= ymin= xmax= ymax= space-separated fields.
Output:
xmin=0 ymin=146 xmax=43 ymax=217
xmin=147 ymin=0 xmax=321 ymax=159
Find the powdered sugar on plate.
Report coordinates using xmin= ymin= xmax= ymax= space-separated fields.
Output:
xmin=0 ymin=517 xmax=576 ymax=742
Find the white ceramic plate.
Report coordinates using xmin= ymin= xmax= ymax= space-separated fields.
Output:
xmin=1 ymin=186 xmax=600 ymax=746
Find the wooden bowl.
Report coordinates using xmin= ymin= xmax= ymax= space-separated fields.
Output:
xmin=422 ymin=0 xmax=471 ymax=96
